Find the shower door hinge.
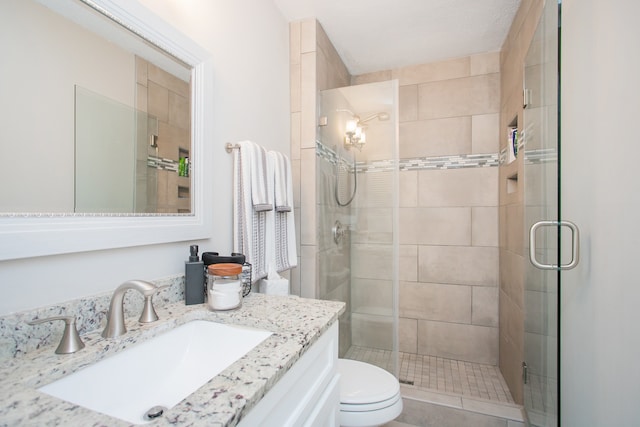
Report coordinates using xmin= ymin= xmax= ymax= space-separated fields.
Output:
xmin=522 ymin=361 xmax=528 ymax=384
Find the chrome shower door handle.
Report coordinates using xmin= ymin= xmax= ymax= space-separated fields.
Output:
xmin=529 ymin=220 xmax=580 ymax=270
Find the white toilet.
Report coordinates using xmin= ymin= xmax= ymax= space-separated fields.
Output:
xmin=337 ymin=358 xmax=403 ymax=427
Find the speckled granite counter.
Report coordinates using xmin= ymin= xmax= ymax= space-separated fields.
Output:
xmin=0 ymin=293 xmax=345 ymax=426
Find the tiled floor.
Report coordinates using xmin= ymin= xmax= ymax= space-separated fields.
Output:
xmin=345 ymin=345 xmax=514 ymax=404
xmin=524 ymin=372 xmax=557 ymax=425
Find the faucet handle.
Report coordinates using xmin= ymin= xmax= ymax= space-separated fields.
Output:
xmin=139 ymin=291 xmax=160 ymax=324
xmin=27 ymin=315 xmax=85 ymax=354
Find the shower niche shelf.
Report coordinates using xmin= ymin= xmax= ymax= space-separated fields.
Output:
xmin=507 ymin=172 xmax=518 ymax=195
xmin=506 ymin=116 xmax=518 ymax=164
xmin=503 ymin=116 xmax=519 ymax=198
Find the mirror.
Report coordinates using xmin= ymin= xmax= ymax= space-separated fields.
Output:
xmin=0 ymin=0 xmax=213 ymax=260
xmin=1 ymin=0 xmax=192 ymax=214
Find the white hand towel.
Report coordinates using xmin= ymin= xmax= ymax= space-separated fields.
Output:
xmin=233 ymin=141 xmax=270 ymax=282
xmin=267 ymin=151 xmax=297 ymax=273
xmin=240 ymin=141 xmax=272 ymax=212
xmin=272 ymin=151 xmax=292 ymax=212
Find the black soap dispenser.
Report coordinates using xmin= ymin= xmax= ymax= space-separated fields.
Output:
xmin=185 ymin=245 xmax=205 ymax=305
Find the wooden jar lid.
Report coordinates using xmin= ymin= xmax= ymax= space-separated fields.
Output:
xmin=207 ymin=263 xmax=242 ymax=276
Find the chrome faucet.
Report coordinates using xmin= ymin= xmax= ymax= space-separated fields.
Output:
xmin=102 ymin=280 xmax=159 ymax=338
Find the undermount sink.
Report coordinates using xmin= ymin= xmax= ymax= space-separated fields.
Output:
xmin=38 ymin=320 xmax=272 ymax=424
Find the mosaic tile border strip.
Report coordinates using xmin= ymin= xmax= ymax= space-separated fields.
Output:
xmin=499 ymin=147 xmax=558 ymax=165
xmin=524 ymin=148 xmax=558 ymax=164
xmin=317 ymin=141 xmax=499 ymax=173
xmin=396 ymin=153 xmax=499 ymax=172
xmin=147 ymin=155 xmax=179 ymax=172
xmin=315 ymin=141 xmax=340 ymax=166
xmin=318 ymin=141 xmax=556 ymax=173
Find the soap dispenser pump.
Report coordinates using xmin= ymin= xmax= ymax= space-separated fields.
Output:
xmin=185 ymin=245 xmax=205 ymax=305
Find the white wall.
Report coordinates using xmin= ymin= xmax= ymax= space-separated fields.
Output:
xmin=561 ymin=0 xmax=640 ymax=425
xmin=0 ymin=0 xmax=135 ymax=212
xmin=0 ymin=0 xmax=290 ymax=315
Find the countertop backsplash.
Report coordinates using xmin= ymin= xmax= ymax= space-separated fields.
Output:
xmin=0 ymin=275 xmax=185 ymax=362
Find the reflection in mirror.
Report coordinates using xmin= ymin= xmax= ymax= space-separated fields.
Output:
xmin=0 ymin=0 xmax=213 ymax=260
xmin=1 ymin=0 xmax=191 ymax=214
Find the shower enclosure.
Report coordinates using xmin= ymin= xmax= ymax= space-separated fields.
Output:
xmin=317 ymin=80 xmax=400 ymax=377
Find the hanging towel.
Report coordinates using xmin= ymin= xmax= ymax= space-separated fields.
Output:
xmin=247 ymin=141 xmax=272 ymax=212
xmin=233 ymin=141 xmax=271 ymax=283
xmin=267 ymin=151 xmax=297 ymax=273
xmin=273 ymin=151 xmax=292 ymax=212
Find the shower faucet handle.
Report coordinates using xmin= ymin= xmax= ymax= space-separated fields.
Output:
xmin=27 ymin=315 xmax=85 ymax=354
xmin=333 ymin=220 xmax=348 ymax=244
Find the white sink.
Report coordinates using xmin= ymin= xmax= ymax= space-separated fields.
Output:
xmin=38 ymin=320 xmax=272 ymax=424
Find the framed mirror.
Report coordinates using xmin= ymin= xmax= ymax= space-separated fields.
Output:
xmin=0 ymin=0 xmax=213 ymax=260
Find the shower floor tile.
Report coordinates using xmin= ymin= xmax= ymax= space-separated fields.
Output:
xmin=345 ymin=345 xmax=514 ymax=404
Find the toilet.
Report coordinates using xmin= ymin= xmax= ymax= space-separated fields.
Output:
xmin=337 ymin=358 xmax=403 ymax=427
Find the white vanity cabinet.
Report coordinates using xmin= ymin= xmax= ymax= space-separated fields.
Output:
xmin=239 ymin=321 xmax=340 ymax=427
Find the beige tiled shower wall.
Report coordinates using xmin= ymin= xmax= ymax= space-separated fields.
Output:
xmin=354 ymin=53 xmax=501 ymax=366
xmin=289 ymin=19 xmax=350 ymax=299
xmin=498 ymin=0 xmax=544 ymax=405
xmin=135 ymin=57 xmax=190 ymax=213
xmin=288 ymin=6 xmax=550 ymax=406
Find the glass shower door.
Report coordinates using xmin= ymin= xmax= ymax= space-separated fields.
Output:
xmin=523 ymin=1 xmax=563 ymax=426
xmin=317 ymin=81 xmax=399 ymax=377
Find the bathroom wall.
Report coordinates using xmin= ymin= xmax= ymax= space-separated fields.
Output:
xmin=289 ymin=19 xmax=351 ymax=299
xmin=498 ymin=0 xmax=544 ymax=404
xmin=354 ymin=53 xmax=501 ymax=366
xmin=0 ymin=0 xmax=134 ymax=213
xmin=561 ymin=1 xmax=640 ymax=424
xmin=0 ymin=0 xmax=290 ymax=315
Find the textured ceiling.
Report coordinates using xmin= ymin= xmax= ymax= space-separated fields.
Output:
xmin=274 ymin=0 xmax=522 ymax=76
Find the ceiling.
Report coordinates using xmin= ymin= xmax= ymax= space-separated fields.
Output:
xmin=274 ymin=0 xmax=522 ymax=76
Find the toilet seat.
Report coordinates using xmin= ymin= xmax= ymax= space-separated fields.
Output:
xmin=338 ymin=359 xmax=403 ymax=427
xmin=338 ymin=359 xmax=400 ymax=405
xmin=340 ymin=390 xmax=401 ymax=412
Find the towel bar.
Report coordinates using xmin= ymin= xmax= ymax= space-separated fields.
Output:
xmin=225 ymin=142 xmax=240 ymax=153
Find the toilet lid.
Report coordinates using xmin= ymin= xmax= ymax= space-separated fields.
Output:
xmin=338 ymin=359 xmax=400 ymax=405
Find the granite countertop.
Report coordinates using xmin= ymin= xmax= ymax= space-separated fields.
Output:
xmin=0 ymin=293 xmax=345 ymax=426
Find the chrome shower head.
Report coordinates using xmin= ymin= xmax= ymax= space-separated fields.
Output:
xmin=359 ymin=112 xmax=390 ymax=124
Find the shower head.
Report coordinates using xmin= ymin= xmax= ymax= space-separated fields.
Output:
xmin=359 ymin=112 xmax=390 ymax=124
xmin=336 ymin=109 xmax=390 ymax=124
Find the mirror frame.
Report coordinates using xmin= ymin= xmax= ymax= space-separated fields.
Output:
xmin=0 ymin=0 xmax=213 ymax=261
